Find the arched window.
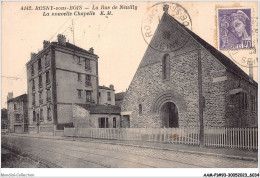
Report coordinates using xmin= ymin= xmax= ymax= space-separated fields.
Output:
xmin=139 ymin=104 xmax=142 ymax=115
xmin=162 ymin=54 xmax=170 ymax=80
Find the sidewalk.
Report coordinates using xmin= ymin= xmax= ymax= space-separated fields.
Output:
xmin=7 ymin=133 xmax=258 ymax=162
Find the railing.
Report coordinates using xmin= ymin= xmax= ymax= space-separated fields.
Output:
xmin=64 ymin=127 xmax=258 ymax=150
xmin=64 ymin=127 xmax=200 ymax=145
xmin=204 ymin=127 xmax=258 ymax=150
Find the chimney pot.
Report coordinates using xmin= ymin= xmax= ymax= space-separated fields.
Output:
xmin=89 ymin=47 xmax=94 ymax=54
xmin=31 ymin=52 xmax=37 ymax=59
xmin=57 ymin=34 xmax=66 ymax=46
xmin=43 ymin=40 xmax=50 ymax=48
xmin=109 ymin=84 xmax=114 ymax=90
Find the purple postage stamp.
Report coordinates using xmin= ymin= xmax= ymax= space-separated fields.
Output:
xmin=218 ymin=8 xmax=252 ymax=50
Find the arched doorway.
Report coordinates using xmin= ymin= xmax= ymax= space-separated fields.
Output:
xmin=161 ymin=102 xmax=178 ymax=128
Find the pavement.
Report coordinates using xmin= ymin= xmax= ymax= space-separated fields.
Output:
xmin=5 ymin=132 xmax=258 ymax=162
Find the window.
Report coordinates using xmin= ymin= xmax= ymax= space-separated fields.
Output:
xmin=39 ymin=75 xmax=42 ymax=88
xmin=31 ymin=64 xmax=34 ymax=76
xmin=86 ymin=90 xmax=92 ymax=102
xmin=77 ymin=89 xmax=82 ymax=98
xmin=107 ymin=92 xmax=111 ymax=101
xmin=251 ymin=95 xmax=256 ymax=112
xmin=46 ymin=71 xmax=50 ymax=84
xmin=46 ymin=89 xmax=51 ymax=102
xmin=40 ymin=109 xmax=43 ymax=121
xmin=162 ymin=54 xmax=170 ymax=80
xmin=39 ymin=92 xmax=43 ymax=104
xmin=99 ymin=118 xmax=108 ymax=128
xmin=77 ymin=73 xmax=81 ymax=81
xmin=85 ymin=58 xmax=91 ymax=70
xmin=45 ymin=55 xmax=50 ymax=67
xmin=113 ymin=118 xmax=116 ymax=128
xmin=38 ymin=58 xmax=42 ymax=71
xmin=139 ymin=104 xmax=142 ymax=114
xmin=85 ymin=75 xmax=91 ymax=86
xmin=99 ymin=92 xmax=101 ymax=97
xmin=47 ymin=107 xmax=52 ymax=121
xmin=241 ymin=92 xmax=248 ymax=110
xmin=15 ymin=114 xmax=20 ymax=122
xmin=33 ymin=111 xmax=36 ymax=122
xmin=32 ymin=79 xmax=35 ymax=91
xmin=76 ymin=56 xmax=80 ymax=64
xmin=14 ymin=104 xmax=17 ymax=110
xmin=32 ymin=94 xmax=36 ymax=106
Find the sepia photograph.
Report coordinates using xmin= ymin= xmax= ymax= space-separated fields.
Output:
xmin=1 ymin=1 xmax=259 ymax=177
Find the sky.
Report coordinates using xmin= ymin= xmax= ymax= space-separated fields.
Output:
xmin=1 ymin=1 xmax=258 ymax=108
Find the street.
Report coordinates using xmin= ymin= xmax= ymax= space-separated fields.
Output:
xmin=1 ymin=134 xmax=258 ymax=168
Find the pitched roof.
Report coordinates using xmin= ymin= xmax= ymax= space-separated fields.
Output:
xmin=76 ymin=104 xmax=121 ymax=114
xmin=52 ymin=42 xmax=98 ymax=57
xmin=164 ymin=13 xmax=257 ymax=86
xmin=7 ymin=94 xmax=28 ymax=103
xmin=115 ymin=92 xmax=125 ymax=100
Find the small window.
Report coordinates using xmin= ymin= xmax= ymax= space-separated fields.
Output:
xmin=162 ymin=54 xmax=170 ymax=80
xmin=15 ymin=114 xmax=20 ymax=122
xmin=32 ymin=79 xmax=35 ymax=91
xmin=77 ymin=89 xmax=82 ymax=98
xmin=47 ymin=107 xmax=52 ymax=121
xmin=113 ymin=117 xmax=116 ymax=128
xmin=139 ymin=104 xmax=142 ymax=114
xmin=76 ymin=56 xmax=80 ymax=64
xmin=251 ymin=95 xmax=256 ymax=112
xmin=85 ymin=75 xmax=91 ymax=86
xmin=32 ymin=94 xmax=36 ymax=106
xmin=38 ymin=58 xmax=42 ymax=71
xmin=14 ymin=104 xmax=17 ymax=110
xmin=99 ymin=92 xmax=101 ymax=97
xmin=86 ymin=90 xmax=92 ymax=102
xmin=107 ymin=92 xmax=111 ymax=101
xmin=85 ymin=58 xmax=91 ymax=70
xmin=40 ymin=109 xmax=43 ymax=121
xmin=31 ymin=64 xmax=34 ymax=76
xmin=39 ymin=75 xmax=42 ymax=88
xmin=33 ymin=111 xmax=36 ymax=122
xmin=46 ymin=71 xmax=50 ymax=84
xmin=77 ymin=73 xmax=81 ymax=81
xmin=47 ymin=89 xmax=51 ymax=101
xmin=241 ymin=92 xmax=248 ymax=110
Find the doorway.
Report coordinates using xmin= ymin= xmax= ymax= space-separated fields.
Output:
xmin=161 ymin=102 xmax=178 ymax=128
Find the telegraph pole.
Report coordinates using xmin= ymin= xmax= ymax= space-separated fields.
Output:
xmin=198 ymin=48 xmax=204 ymax=147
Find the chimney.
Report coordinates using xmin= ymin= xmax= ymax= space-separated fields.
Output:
xmin=248 ymin=59 xmax=253 ymax=81
xmin=31 ymin=52 xmax=37 ymax=59
xmin=57 ymin=34 xmax=66 ymax=46
xmin=109 ymin=84 xmax=114 ymax=90
xmin=89 ymin=47 xmax=94 ymax=54
xmin=7 ymin=92 xmax=13 ymax=101
xmin=43 ymin=40 xmax=50 ymax=48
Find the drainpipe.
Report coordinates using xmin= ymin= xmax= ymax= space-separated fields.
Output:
xmin=198 ymin=48 xmax=204 ymax=147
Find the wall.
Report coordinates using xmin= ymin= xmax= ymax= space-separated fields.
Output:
xmin=55 ymin=50 xmax=98 ymax=106
xmin=121 ymin=13 xmax=231 ymax=128
xmin=72 ymin=104 xmax=120 ymax=128
xmin=99 ymin=88 xmax=115 ymax=105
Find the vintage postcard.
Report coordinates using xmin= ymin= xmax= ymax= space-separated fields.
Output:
xmin=1 ymin=1 xmax=258 ymax=177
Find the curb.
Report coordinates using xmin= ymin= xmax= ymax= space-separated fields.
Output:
xmin=6 ymin=134 xmax=258 ymax=162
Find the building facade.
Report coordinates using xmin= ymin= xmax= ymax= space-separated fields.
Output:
xmin=98 ymin=85 xmax=115 ymax=105
xmin=26 ymin=34 xmax=99 ymax=133
xmin=121 ymin=8 xmax=257 ymax=128
xmin=7 ymin=94 xmax=28 ymax=133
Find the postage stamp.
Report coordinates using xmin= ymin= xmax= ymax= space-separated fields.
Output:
xmin=217 ymin=8 xmax=252 ymax=50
